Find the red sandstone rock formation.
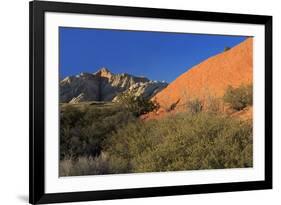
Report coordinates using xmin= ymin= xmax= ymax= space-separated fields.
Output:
xmin=143 ymin=38 xmax=253 ymax=120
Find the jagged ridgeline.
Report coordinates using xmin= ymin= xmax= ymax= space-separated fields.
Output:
xmin=60 ymin=68 xmax=168 ymax=103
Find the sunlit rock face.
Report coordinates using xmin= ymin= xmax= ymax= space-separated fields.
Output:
xmin=143 ymin=38 xmax=253 ymax=120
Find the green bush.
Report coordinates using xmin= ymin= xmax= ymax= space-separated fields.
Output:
xmin=223 ymin=84 xmax=253 ymax=111
xmin=106 ymin=112 xmax=253 ymax=173
xmin=115 ymin=92 xmax=159 ymax=116
xmin=60 ymin=104 xmax=136 ymax=159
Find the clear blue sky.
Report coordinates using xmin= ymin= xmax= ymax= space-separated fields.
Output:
xmin=59 ymin=27 xmax=247 ymax=82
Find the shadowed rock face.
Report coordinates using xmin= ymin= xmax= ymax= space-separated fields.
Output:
xmin=60 ymin=68 xmax=168 ymax=103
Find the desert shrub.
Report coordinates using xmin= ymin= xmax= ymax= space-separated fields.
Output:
xmin=106 ymin=112 xmax=253 ymax=173
xmin=187 ymin=98 xmax=203 ymax=114
xmin=60 ymin=105 xmax=85 ymax=127
xmin=205 ymin=96 xmax=222 ymax=114
xmin=116 ymin=92 xmax=159 ymax=116
xmin=224 ymin=46 xmax=231 ymax=51
xmin=59 ymin=152 xmax=135 ymax=176
xmin=60 ymin=96 xmax=253 ymax=175
xmin=59 ymin=152 xmax=110 ymax=176
xmin=223 ymin=84 xmax=253 ymax=111
xmin=60 ymin=104 xmax=136 ymax=159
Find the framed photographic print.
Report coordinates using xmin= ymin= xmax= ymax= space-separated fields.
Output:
xmin=29 ymin=0 xmax=272 ymax=204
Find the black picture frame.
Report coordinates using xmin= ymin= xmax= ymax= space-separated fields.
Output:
xmin=29 ymin=1 xmax=272 ymax=204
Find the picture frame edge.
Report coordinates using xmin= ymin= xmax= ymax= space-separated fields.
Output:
xmin=29 ymin=1 xmax=273 ymax=204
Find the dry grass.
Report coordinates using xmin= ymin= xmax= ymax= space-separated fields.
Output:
xmin=60 ymin=152 xmax=110 ymax=176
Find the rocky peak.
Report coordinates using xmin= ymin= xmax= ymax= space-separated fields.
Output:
xmin=94 ymin=67 xmax=112 ymax=78
xmin=60 ymin=67 xmax=168 ymax=103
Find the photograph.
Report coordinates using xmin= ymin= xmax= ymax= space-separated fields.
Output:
xmin=59 ymin=27 xmax=253 ymax=177
xmin=28 ymin=1 xmax=272 ymax=203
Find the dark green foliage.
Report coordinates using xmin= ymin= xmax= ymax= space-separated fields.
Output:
xmin=106 ymin=112 xmax=253 ymax=173
xmin=60 ymin=106 xmax=85 ymax=127
xmin=223 ymin=84 xmax=253 ymax=111
xmin=116 ymin=92 xmax=159 ymax=116
xmin=60 ymin=104 xmax=136 ymax=160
